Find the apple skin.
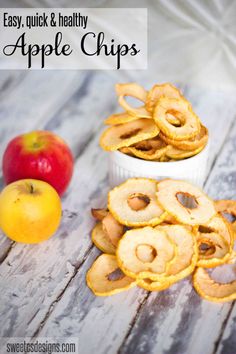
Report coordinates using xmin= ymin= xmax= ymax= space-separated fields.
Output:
xmin=0 ymin=179 xmax=62 ymax=243
xmin=2 ymin=131 xmax=74 ymax=196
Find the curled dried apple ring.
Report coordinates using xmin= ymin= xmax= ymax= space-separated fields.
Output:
xmin=86 ymin=254 xmax=136 ymax=296
xmin=146 ymin=83 xmax=183 ymax=113
xmin=197 ymin=232 xmax=230 ymax=268
xmin=99 ymin=118 xmax=159 ymax=151
xmin=154 ymin=97 xmax=200 ymax=140
xmin=193 ymin=267 xmax=236 ymax=303
xmin=197 ymin=214 xmax=234 ymax=254
xmin=137 ymin=278 xmax=172 ymax=291
xmin=91 ymin=208 xmax=108 ymax=221
xmin=116 ymin=83 xmax=151 ymax=118
xmin=139 ymin=224 xmax=198 ymax=291
xmin=157 ymin=225 xmax=198 ymax=277
xmin=160 ymin=125 xmax=208 ymax=151
xmin=108 ymin=178 xmax=166 ymax=227
xmin=120 ymin=136 xmax=166 ymax=158
xmin=91 ymin=223 xmax=116 ymax=255
xmin=122 ymin=142 xmax=167 ymax=161
xmin=215 ymin=200 xmax=236 ymax=234
xmin=116 ymin=226 xmax=175 ymax=280
xmin=156 ymin=179 xmax=216 ymax=225
xmin=102 ymin=212 xmax=124 ymax=247
xmin=104 ymin=112 xmax=139 ymax=125
xmin=165 ymin=145 xmax=205 ymax=160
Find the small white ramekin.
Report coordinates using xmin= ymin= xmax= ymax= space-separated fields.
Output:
xmin=109 ymin=142 xmax=209 ymax=188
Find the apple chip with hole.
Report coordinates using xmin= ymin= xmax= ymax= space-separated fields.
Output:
xmin=115 ymin=83 xmax=151 ymax=118
xmin=146 ymin=83 xmax=183 ymax=113
xmin=193 ymin=267 xmax=236 ymax=303
xmin=86 ymin=254 xmax=136 ymax=296
xmin=108 ymin=178 xmax=166 ymax=227
xmin=215 ymin=200 xmax=236 ymax=235
xmin=196 ymin=214 xmax=234 ymax=267
xmin=117 ymin=226 xmax=175 ymax=280
xmin=154 ymin=97 xmax=200 ymax=141
xmin=99 ymin=118 xmax=159 ymax=151
xmin=156 ymin=179 xmax=216 ymax=225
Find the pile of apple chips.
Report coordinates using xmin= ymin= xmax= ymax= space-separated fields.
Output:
xmin=99 ymin=83 xmax=208 ymax=161
xmin=87 ymin=178 xmax=236 ymax=302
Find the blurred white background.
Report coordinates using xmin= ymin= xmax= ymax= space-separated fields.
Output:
xmin=1 ymin=0 xmax=236 ymax=90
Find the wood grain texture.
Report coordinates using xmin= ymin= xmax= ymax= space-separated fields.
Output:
xmin=0 ymin=72 xmax=119 ymax=345
xmin=7 ymin=86 xmax=234 ymax=354
xmin=0 ymin=70 xmax=235 ymax=354
xmin=119 ymin=108 xmax=236 ymax=354
xmin=0 ymin=70 xmax=86 ymax=262
xmin=0 ymin=70 xmax=84 ymax=165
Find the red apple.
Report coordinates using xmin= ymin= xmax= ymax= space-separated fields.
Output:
xmin=2 ymin=131 xmax=74 ymax=196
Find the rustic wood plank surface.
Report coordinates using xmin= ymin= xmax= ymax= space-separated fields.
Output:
xmin=0 ymin=70 xmax=235 ymax=354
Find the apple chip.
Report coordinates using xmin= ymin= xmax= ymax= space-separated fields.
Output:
xmin=156 ymin=224 xmax=198 ymax=279
xmin=165 ymin=145 xmax=205 ymax=160
xmin=117 ymin=226 xmax=175 ymax=280
xmin=115 ymin=83 xmax=151 ymax=118
xmin=215 ymin=200 xmax=236 ymax=234
xmin=91 ymin=208 xmax=108 ymax=221
xmin=102 ymin=212 xmax=125 ymax=247
xmin=86 ymin=254 xmax=136 ymax=296
xmin=123 ymin=138 xmax=167 ymax=161
xmin=108 ymin=178 xmax=166 ymax=227
xmin=99 ymin=118 xmax=159 ymax=151
xmin=193 ymin=267 xmax=236 ymax=303
xmin=160 ymin=125 xmax=208 ymax=151
xmin=146 ymin=83 xmax=183 ymax=113
xmin=138 ymin=224 xmax=198 ymax=291
xmin=137 ymin=278 xmax=172 ymax=291
xmin=154 ymin=97 xmax=200 ymax=140
xmin=91 ymin=223 xmax=116 ymax=254
xmin=104 ymin=112 xmax=139 ymax=125
xmin=197 ymin=232 xmax=231 ymax=268
xmin=156 ymin=179 xmax=216 ymax=225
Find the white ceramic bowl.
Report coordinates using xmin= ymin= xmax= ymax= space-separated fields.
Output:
xmin=109 ymin=142 xmax=209 ymax=188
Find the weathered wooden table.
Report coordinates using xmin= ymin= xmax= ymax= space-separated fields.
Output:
xmin=0 ymin=71 xmax=236 ymax=354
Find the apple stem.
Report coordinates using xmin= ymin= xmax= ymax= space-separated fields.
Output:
xmin=30 ymin=183 xmax=34 ymax=194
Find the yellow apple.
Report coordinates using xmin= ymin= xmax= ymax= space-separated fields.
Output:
xmin=0 ymin=179 xmax=62 ymax=243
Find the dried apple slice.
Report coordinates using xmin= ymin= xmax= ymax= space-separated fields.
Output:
xmin=137 ymin=278 xmax=172 ymax=291
xmin=139 ymin=224 xmax=198 ymax=291
xmin=146 ymin=83 xmax=183 ymax=113
xmin=157 ymin=225 xmax=198 ymax=277
xmin=157 ymin=179 xmax=216 ymax=225
xmin=123 ymin=139 xmax=167 ymax=160
xmin=104 ymin=112 xmax=139 ymax=125
xmin=196 ymin=214 xmax=234 ymax=268
xmin=160 ymin=125 xmax=208 ymax=151
xmin=91 ymin=208 xmax=108 ymax=221
xmin=102 ymin=212 xmax=125 ymax=247
xmin=108 ymin=178 xmax=166 ymax=227
xmin=116 ymin=83 xmax=151 ymax=118
xmin=203 ymin=214 xmax=234 ymax=250
xmin=154 ymin=97 xmax=200 ymax=140
xmin=99 ymin=118 xmax=159 ymax=151
xmin=193 ymin=267 xmax=236 ymax=303
xmin=116 ymin=226 xmax=175 ymax=280
xmin=197 ymin=232 xmax=230 ymax=268
xmin=91 ymin=223 xmax=116 ymax=254
xmin=215 ymin=200 xmax=236 ymax=235
xmin=86 ymin=254 xmax=136 ymax=296
xmin=165 ymin=144 xmax=205 ymax=160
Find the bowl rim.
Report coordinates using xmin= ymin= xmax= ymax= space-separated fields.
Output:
xmin=110 ymin=141 xmax=209 ymax=167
